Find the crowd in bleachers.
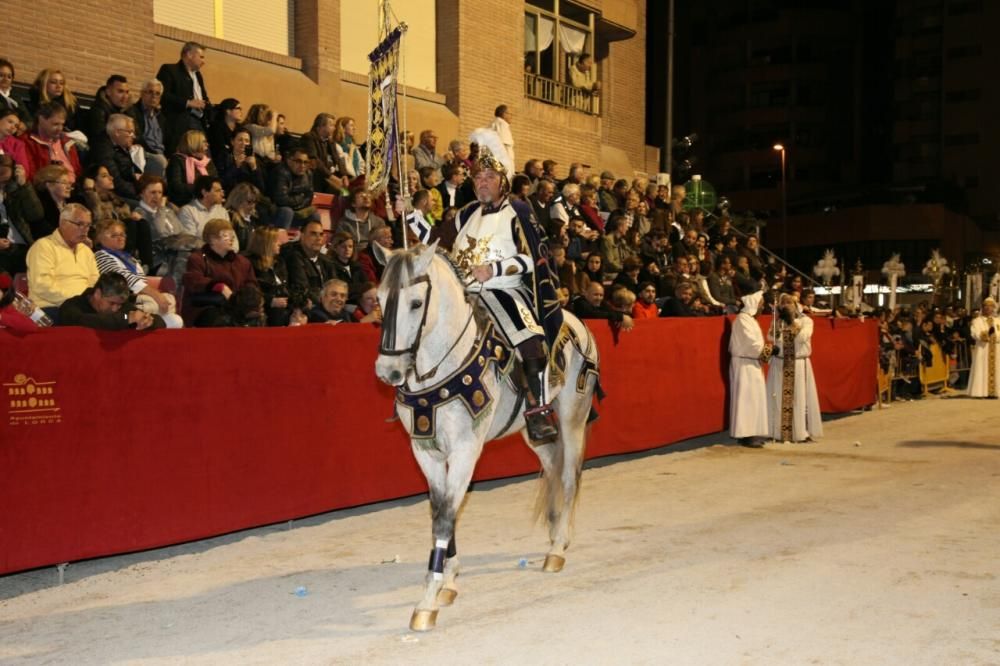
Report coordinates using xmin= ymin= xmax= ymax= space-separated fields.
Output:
xmin=0 ymin=41 xmax=990 ymax=372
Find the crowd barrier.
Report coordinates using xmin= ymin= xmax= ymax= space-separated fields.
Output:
xmin=0 ymin=316 xmax=877 ymax=575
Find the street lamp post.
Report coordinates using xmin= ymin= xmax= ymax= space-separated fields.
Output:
xmin=773 ymin=144 xmax=787 ymax=259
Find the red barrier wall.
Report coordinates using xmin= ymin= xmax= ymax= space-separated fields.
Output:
xmin=0 ymin=317 xmax=877 ymax=574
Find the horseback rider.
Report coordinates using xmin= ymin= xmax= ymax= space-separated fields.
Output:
xmin=406 ymin=128 xmax=563 ymax=442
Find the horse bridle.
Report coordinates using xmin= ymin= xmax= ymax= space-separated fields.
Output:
xmin=379 ymin=272 xmax=477 ymax=383
xmin=380 ymin=274 xmax=432 ymax=357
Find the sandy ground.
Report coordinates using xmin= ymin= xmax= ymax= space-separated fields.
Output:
xmin=1 ymin=395 xmax=999 ymax=666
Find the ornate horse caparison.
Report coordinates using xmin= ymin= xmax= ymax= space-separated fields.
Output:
xmin=374 ymin=241 xmax=601 ymax=631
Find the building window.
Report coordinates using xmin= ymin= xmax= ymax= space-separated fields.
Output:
xmin=154 ymin=0 xmax=294 ymax=56
xmin=748 ymin=81 xmax=790 ymax=109
xmin=946 ymin=44 xmax=982 ymax=59
xmin=945 ymin=89 xmax=982 ymax=102
xmin=944 ymin=133 xmax=980 ymax=146
xmin=524 ymin=0 xmax=597 ymax=114
xmin=948 ymin=0 xmax=983 ymax=16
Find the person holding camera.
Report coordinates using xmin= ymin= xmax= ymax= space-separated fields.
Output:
xmin=217 ymin=127 xmax=266 ymax=195
xmin=968 ymin=297 xmax=1000 ymax=399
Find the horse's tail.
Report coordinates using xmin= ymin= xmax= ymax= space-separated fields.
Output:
xmin=533 ymin=432 xmax=568 ymax=527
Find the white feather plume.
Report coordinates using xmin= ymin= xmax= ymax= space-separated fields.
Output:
xmin=468 ymin=127 xmax=514 ymax=177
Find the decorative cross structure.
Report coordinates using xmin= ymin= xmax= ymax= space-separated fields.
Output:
xmin=922 ymin=249 xmax=951 ymax=303
xmin=813 ymin=249 xmax=840 ymax=286
xmin=881 ymin=253 xmax=906 ymax=312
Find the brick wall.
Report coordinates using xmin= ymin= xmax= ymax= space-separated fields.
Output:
xmin=3 ymin=0 xmax=651 ymax=176
xmin=603 ymin=2 xmax=649 ymax=171
xmin=438 ymin=0 xmax=651 ymax=177
xmin=4 ymin=0 xmax=155 ymax=98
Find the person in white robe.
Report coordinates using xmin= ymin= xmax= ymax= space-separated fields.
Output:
xmin=489 ymin=105 xmax=515 ymax=168
xmin=968 ymin=297 xmax=1000 ymax=399
xmin=766 ymin=293 xmax=824 ymax=442
xmin=729 ymin=290 xmax=771 ymax=447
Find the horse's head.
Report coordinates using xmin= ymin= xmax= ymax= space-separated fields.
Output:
xmin=374 ymin=240 xmax=440 ymax=386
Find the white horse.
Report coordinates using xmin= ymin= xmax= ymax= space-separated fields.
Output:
xmin=373 ymin=241 xmax=601 ymax=631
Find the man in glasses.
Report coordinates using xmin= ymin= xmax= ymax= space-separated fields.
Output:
xmin=269 ymin=147 xmax=320 ymax=229
xmin=25 ymin=203 xmax=99 ymax=321
xmin=128 ymin=79 xmax=169 ymax=176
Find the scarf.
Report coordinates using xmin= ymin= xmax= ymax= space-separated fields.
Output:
xmin=183 ymin=154 xmax=211 ymax=184
xmin=101 ymin=246 xmax=139 ymax=274
xmin=339 ymin=137 xmax=361 ymax=175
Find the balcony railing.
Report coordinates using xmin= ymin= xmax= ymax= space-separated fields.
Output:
xmin=524 ymin=73 xmax=600 ymax=115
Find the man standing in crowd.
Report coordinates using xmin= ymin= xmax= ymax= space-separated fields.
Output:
xmin=58 ymin=272 xmax=162 ymax=330
xmin=25 ymin=203 xmax=98 ymax=319
xmin=766 ymin=293 xmax=823 ymax=443
xmin=157 ymin=42 xmax=210 ymax=151
xmin=729 ymin=290 xmax=771 ymax=447
xmin=968 ymin=297 xmax=999 ymax=399
xmin=489 ymin=104 xmax=515 ymax=166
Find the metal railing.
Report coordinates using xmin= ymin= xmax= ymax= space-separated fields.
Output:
xmin=524 ymin=73 xmax=599 ymax=115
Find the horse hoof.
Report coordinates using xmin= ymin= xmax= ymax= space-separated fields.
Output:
xmin=410 ymin=609 xmax=438 ymax=632
xmin=436 ymin=587 xmax=458 ymax=606
xmin=542 ymin=554 xmax=565 ymax=573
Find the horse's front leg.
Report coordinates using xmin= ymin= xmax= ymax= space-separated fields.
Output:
xmin=409 ymin=433 xmax=483 ymax=631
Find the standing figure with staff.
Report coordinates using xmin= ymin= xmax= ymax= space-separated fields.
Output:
xmin=766 ymin=292 xmax=823 ymax=443
xmin=968 ymin=297 xmax=1000 ymax=399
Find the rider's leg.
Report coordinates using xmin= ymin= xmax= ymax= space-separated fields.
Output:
xmin=518 ymin=336 xmax=559 ymax=442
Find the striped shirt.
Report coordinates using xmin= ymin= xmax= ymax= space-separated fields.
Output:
xmin=95 ymin=249 xmax=148 ymax=294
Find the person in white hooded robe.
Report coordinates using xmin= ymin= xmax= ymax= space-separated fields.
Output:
xmin=968 ymin=297 xmax=1000 ymax=399
xmin=766 ymin=292 xmax=823 ymax=443
xmin=729 ymin=289 xmax=771 ymax=447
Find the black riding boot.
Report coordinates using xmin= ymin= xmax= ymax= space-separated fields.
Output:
xmin=522 ymin=356 xmax=559 ymax=443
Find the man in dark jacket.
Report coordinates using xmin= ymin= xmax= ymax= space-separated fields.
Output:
xmin=282 ymin=219 xmax=335 ymax=305
xmin=89 ymin=114 xmax=143 ymax=200
xmin=156 ymin=42 xmax=211 ymax=153
xmin=58 ymin=272 xmax=164 ymax=330
xmin=299 ymin=112 xmax=348 ymax=194
xmin=307 ymin=278 xmax=353 ymax=324
xmin=81 ymin=75 xmax=131 ymax=146
xmin=269 ymin=147 xmax=319 ymax=228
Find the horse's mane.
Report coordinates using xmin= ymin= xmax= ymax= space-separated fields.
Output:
xmin=382 ymin=245 xmax=490 ymax=330
xmin=381 ymin=244 xmax=464 ymax=290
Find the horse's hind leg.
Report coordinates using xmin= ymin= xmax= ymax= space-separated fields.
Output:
xmin=531 ymin=376 xmax=592 ymax=573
